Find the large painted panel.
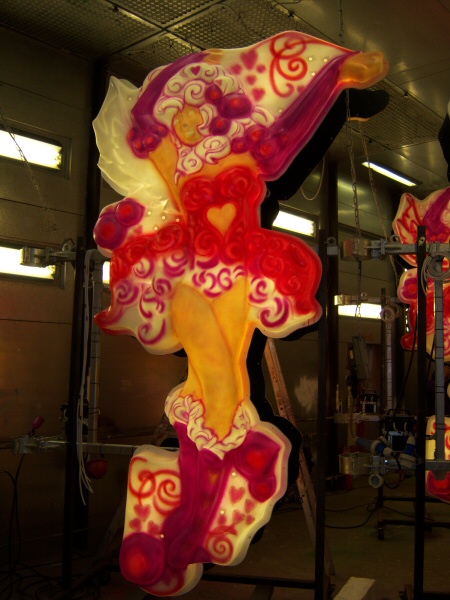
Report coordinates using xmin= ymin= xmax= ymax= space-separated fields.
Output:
xmin=93 ymin=31 xmax=388 ymax=595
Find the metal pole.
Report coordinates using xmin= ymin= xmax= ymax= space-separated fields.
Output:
xmin=315 ymin=229 xmax=328 ymax=600
xmin=381 ymin=288 xmax=394 ymax=412
xmin=87 ymin=255 xmax=103 ymax=444
xmin=433 ymin=254 xmax=446 ymax=463
xmin=414 ymin=225 xmax=427 ymax=599
xmin=61 ymin=238 xmax=85 ymax=589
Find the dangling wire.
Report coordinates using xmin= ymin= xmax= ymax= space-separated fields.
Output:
xmin=76 ymin=249 xmax=97 ymax=504
xmin=339 ymin=0 xmax=365 ymax=334
xmin=421 ymin=251 xmax=450 ymax=295
xmin=0 ymin=104 xmax=66 ymax=240
xmin=301 ymin=157 xmax=326 ymax=201
xmin=358 ymin=122 xmax=400 ymax=287
xmin=300 ymin=156 xmax=325 ymax=202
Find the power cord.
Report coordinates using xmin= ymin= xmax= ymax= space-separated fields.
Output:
xmin=0 ymin=455 xmax=25 ymax=600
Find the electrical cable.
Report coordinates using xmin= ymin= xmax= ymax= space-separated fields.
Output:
xmin=0 ymin=455 xmax=26 ymax=600
xmin=0 ymin=104 xmax=66 ymax=240
xmin=391 ymin=316 xmax=417 ymax=419
xmin=300 ymin=157 xmax=325 ymax=201
xmin=421 ymin=251 xmax=450 ymax=295
xmin=325 ymin=501 xmax=373 ymax=513
xmin=325 ymin=505 xmax=377 ymax=530
xmin=358 ymin=121 xmax=400 ymax=287
xmin=77 ymin=250 xmax=97 ymax=505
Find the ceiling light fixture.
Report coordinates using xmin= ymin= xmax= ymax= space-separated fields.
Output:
xmin=0 ymin=129 xmax=62 ymax=170
xmin=362 ymin=161 xmax=418 ymax=187
xmin=273 ymin=210 xmax=316 ymax=237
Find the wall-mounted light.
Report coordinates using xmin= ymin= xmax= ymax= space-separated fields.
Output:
xmin=102 ymin=261 xmax=110 ymax=285
xmin=335 ymin=294 xmax=381 ymax=319
xmin=273 ymin=210 xmax=316 ymax=237
xmin=337 ymin=303 xmax=381 ymax=319
xmin=0 ymin=246 xmax=56 ymax=279
xmin=0 ymin=129 xmax=62 ymax=170
xmin=362 ymin=161 xmax=418 ymax=187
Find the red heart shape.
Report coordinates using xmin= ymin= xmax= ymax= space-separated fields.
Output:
xmin=134 ymin=504 xmax=150 ymax=520
xmin=129 ymin=518 xmax=142 ymax=531
xmin=147 ymin=520 xmax=160 ymax=535
xmin=241 ymin=49 xmax=258 ymax=70
xmin=233 ymin=510 xmax=245 ymax=524
xmin=252 ymin=88 xmax=265 ymax=101
xmin=230 ymin=486 xmax=245 ymax=504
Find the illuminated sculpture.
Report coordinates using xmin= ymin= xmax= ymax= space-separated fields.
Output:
xmin=394 ymin=187 xmax=450 ymax=503
xmin=426 ymin=415 xmax=450 ymax=503
xmin=93 ymin=32 xmax=388 ymax=595
xmin=393 ymin=187 xmax=450 ymax=361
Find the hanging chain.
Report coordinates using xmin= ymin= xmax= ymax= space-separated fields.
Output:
xmin=339 ymin=0 xmax=363 ymax=331
xmin=345 ymin=94 xmax=361 ymax=240
xmin=338 ymin=0 xmax=345 ymax=47
xmin=359 ymin=122 xmax=399 ymax=287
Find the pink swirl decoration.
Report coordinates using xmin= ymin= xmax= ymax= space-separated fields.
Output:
xmin=269 ymin=33 xmax=308 ymax=97
xmin=138 ymin=320 xmax=167 ymax=346
xmin=259 ymin=297 xmax=290 ymax=328
xmin=205 ymin=529 xmax=234 ymax=563
xmin=128 ymin=457 xmax=157 ymax=499
xmin=134 ymin=257 xmax=155 ymax=279
xmin=194 ymin=230 xmax=222 ymax=264
xmin=192 ymin=268 xmax=235 ymax=298
xmin=394 ymin=189 xmax=450 ymax=358
xmin=115 ymin=279 xmax=140 ymax=305
xmin=152 ymin=276 xmax=172 ymax=296
xmin=125 ymin=237 xmax=151 ymax=266
xmin=163 ymin=250 xmax=190 ymax=278
xmin=154 ymin=477 xmax=182 ymax=516
xmin=249 ymin=279 xmax=271 ymax=304
xmin=152 ymin=223 xmax=188 ymax=254
xmin=140 ymin=289 xmax=166 ymax=318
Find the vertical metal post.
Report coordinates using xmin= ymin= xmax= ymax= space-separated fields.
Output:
xmin=87 ymin=255 xmax=103 ymax=444
xmin=433 ymin=254 xmax=446 ymax=463
xmin=381 ymin=288 xmax=394 ymax=412
xmin=414 ymin=226 xmax=427 ymax=598
xmin=315 ymin=229 xmax=328 ymax=600
xmin=62 ymin=238 xmax=85 ymax=589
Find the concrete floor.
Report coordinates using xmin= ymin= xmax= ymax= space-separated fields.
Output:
xmin=6 ymin=473 xmax=450 ymax=600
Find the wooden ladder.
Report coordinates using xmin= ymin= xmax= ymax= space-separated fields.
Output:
xmin=264 ymin=338 xmax=335 ymax=577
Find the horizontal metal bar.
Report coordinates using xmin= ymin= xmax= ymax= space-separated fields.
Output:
xmin=11 ymin=436 xmax=178 ymax=456
xmin=425 ymin=459 xmax=450 ymax=471
xmin=201 ymin=572 xmax=315 ymax=589
xmin=47 ymin=440 xmax=140 ymax=455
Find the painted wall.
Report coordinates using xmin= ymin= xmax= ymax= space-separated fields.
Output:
xmin=0 ymin=27 xmax=91 ymax=562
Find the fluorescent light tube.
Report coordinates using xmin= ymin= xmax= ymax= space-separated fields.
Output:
xmin=0 ymin=246 xmax=55 ymax=279
xmin=273 ymin=210 xmax=316 ymax=236
xmin=0 ymin=129 xmax=62 ymax=169
xmin=103 ymin=261 xmax=110 ymax=284
xmin=362 ymin=161 xmax=417 ymax=187
xmin=338 ymin=303 xmax=381 ymax=319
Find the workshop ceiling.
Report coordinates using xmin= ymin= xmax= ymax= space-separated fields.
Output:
xmin=1 ymin=0 xmax=449 ymax=197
